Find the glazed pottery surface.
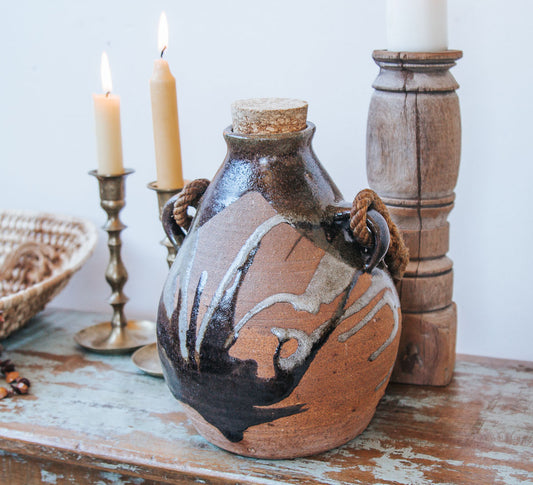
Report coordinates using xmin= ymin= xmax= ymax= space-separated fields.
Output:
xmin=157 ymin=123 xmax=401 ymax=458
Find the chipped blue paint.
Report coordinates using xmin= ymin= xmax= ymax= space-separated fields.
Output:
xmin=0 ymin=309 xmax=530 ymax=485
xmin=97 ymin=470 xmax=146 ymax=485
xmin=40 ymin=469 xmax=61 ymax=484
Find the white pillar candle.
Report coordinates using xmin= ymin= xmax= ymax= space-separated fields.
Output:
xmin=93 ymin=52 xmax=124 ymax=175
xmin=150 ymin=12 xmax=184 ymax=190
xmin=386 ymin=0 xmax=448 ymax=52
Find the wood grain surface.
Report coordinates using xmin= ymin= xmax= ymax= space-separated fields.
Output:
xmin=367 ymin=50 xmax=463 ymax=386
xmin=0 ymin=309 xmax=531 ymax=484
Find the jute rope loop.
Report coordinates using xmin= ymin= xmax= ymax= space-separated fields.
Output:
xmin=350 ymin=189 xmax=409 ymax=280
xmin=173 ymin=179 xmax=211 ymax=231
xmin=173 ymin=182 xmax=408 ymax=280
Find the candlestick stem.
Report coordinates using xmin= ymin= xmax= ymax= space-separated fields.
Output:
xmin=102 ymin=174 xmax=128 ymax=327
xmin=130 ymin=181 xmax=184 ymax=377
xmin=74 ymin=169 xmax=155 ymax=354
xmin=147 ymin=181 xmax=183 ymax=268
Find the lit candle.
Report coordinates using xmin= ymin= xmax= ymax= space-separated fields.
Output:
xmin=150 ymin=12 xmax=184 ymax=190
xmin=93 ymin=52 xmax=124 ymax=175
xmin=386 ymin=0 xmax=448 ymax=52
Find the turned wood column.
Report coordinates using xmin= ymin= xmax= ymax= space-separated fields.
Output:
xmin=366 ymin=50 xmax=462 ymax=386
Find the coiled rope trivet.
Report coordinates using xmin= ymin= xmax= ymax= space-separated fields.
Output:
xmin=0 ymin=241 xmax=59 ymax=293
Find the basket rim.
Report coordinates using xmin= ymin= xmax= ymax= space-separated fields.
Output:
xmin=0 ymin=209 xmax=98 ymax=308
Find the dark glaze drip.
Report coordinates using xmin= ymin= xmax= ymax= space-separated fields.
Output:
xmin=187 ymin=125 xmax=374 ymax=270
xmin=157 ymin=122 xmax=383 ymax=443
xmin=196 ymin=124 xmax=341 ymax=224
xmin=157 ymin=237 xmax=361 ymax=443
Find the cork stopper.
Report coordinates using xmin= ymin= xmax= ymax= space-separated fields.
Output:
xmin=231 ymin=98 xmax=308 ymax=135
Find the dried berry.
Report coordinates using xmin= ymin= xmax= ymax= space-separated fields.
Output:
xmin=0 ymin=360 xmax=15 ymax=374
xmin=11 ymin=380 xmax=29 ymax=395
xmin=5 ymin=371 xmax=20 ymax=384
xmin=15 ymin=377 xmax=30 ymax=388
xmin=0 ymin=346 xmax=31 ymax=399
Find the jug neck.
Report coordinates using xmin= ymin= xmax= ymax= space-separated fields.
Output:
xmin=195 ymin=120 xmax=344 ymax=228
xmin=223 ymin=123 xmax=316 ymax=159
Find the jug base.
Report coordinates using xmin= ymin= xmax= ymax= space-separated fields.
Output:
xmin=181 ymin=401 xmax=378 ymax=459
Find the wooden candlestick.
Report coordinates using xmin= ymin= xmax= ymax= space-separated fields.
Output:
xmin=366 ymin=49 xmax=462 ymax=386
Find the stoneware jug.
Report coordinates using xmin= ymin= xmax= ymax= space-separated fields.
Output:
xmin=157 ymin=99 xmax=405 ymax=459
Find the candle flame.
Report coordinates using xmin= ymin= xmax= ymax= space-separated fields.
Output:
xmin=158 ymin=12 xmax=169 ymax=56
xmin=100 ymin=51 xmax=113 ymax=94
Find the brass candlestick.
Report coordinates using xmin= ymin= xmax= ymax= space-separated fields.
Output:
xmin=75 ymin=169 xmax=156 ymax=354
xmin=131 ymin=182 xmax=184 ymax=376
xmin=147 ymin=181 xmax=183 ymax=268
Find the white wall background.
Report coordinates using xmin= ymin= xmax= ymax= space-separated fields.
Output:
xmin=1 ymin=1 xmax=531 ymax=361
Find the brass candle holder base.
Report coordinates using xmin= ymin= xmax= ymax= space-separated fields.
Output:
xmin=130 ymin=181 xmax=185 ymax=376
xmin=75 ymin=169 xmax=156 ymax=354
xmin=75 ymin=320 xmax=156 ymax=354
xmin=131 ymin=342 xmax=163 ymax=376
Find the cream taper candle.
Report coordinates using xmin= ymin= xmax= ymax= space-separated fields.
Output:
xmin=93 ymin=52 xmax=124 ymax=175
xmin=150 ymin=12 xmax=184 ymax=190
xmin=386 ymin=0 xmax=448 ymax=52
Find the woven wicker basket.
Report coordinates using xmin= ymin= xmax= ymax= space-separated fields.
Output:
xmin=0 ymin=210 xmax=97 ymax=339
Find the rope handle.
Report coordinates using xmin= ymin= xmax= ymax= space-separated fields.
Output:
xmin=165 ymin=182 xmax=408 ymax=279
xmin=162 ymin=178 xmax=211 ymax=251
xmin=350 ymin=189 xmax=409 ymax=280
xmin=172 ymin=178 xmax=211 ymax=231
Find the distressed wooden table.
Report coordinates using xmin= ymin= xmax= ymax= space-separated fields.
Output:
xmin=0 ymin=309 xmax=531 ymax=484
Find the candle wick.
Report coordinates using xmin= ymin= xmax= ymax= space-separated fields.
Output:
xmin=105 ymin=91 xmax=111 ymax=98
xmin=160 ymin=46 xmax=167 ymax=58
